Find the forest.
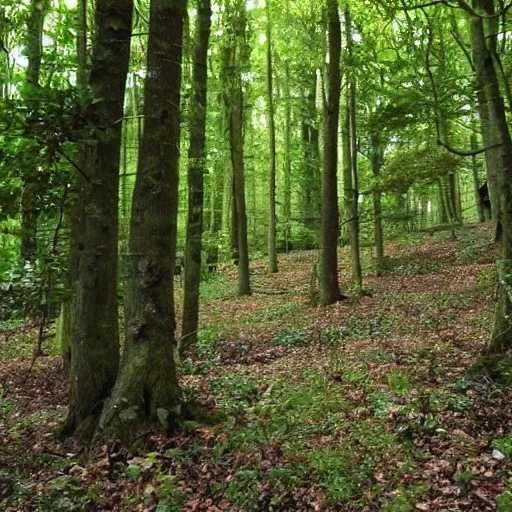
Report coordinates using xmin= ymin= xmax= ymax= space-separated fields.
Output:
xmin=1 ymin=0 xmax=512 ymax=509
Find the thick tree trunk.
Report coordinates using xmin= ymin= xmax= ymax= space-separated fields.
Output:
xmin=471 ymin=0 xmax=512 ymax=352
xmin=99 ymin=0 xmax=185 ymax=437
xmin=181 ymin=0 xmax=212 ymax=353
xmin=320 ymin=0 xmax=342 ymax=306
xmin=62 ymin=0 xmax=133 ymax=440
xmin=371 ymin=132 xmax=384 ymax=275
xmin=266 ymin=1 xmax=278 ymax=273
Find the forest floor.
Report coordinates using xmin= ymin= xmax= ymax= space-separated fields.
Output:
xmin=2 ymin=223 xmax=512 ymax=511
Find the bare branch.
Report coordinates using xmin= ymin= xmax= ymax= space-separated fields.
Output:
xmin=438 ymin=138 xmax=503 ymax=156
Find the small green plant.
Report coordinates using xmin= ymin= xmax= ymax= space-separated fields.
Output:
xmin=226 ymin=468 xmax=261 ymax=510
xmin=196 ymin=327 xmax=221 ymax=357
xmin=492 ymin=434 xmax=512 ymax=459
xmin=257 ymin=302 xmax=299 ymax=320
xmin=387 ymin=371 xmax=414 ymax=396
xmin=271 ymin=327 xmax=307 ymax=347
xmin=497 ymin=488 xmax=512 ymax=511
xmin=320 ymin=327 xmax=343 ymax=346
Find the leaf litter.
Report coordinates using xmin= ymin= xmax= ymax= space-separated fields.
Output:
xmin=1 ymin=224 xmax=511 ymax=511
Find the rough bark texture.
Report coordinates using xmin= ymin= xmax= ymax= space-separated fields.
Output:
xmin=266 ymin=1 xmax=278 ymax=273
xmin=62 ymin=0 xmax=133 ymax=440
xmin=181 ymin=0 xmax=212 ymax=353
xmin=59 ymin=0 xmax=88 ymax=373
xmin=98 ymin=0 xmax=185 ymax=438
xmin=223 ymin=0 xmax=251 ymax=296
xmin=471 ymin=0 xmax=512 ymax=352
xmin=319 ymin=0 xmax=342 ymax=306
xmin=21 ymin=0 xmax=50 ymax=262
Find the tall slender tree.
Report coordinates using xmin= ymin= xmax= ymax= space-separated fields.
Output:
xmin=320 ymin=0 xmax=342 ymax=306
xmin=223 ymin=0 xmax=251 ymax=296
xmin=344 ymin=6 xmax=362 ymax=289
xmin=266 ymin=0 xmax=278 ymax=273
xmin=181 ymin=0 xmax=212 ymax=353
xmin=62 ymin=0 xmax=133 ymax=439
xmin=99 ymin=0 xmax=185 ymax=435
xmin=21 ymin=0 xmax=51 ymax=263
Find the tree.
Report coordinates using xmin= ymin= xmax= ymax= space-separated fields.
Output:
xmin=62 ymin=0 xmax=133 ymax=439
xmin=266 ymin=0 xmax=278 ymax=273
xmin=222 ymin=0 xmax=251 ymax=296
xmin=21 ymin=0 xmax=51 ymax=263
xmin=320 ymin=0 xmax=342 ymax=306
xmin=470 ymin=0 xmax=512 ymax=352
xmin=181 ymin=0 xmax=212 ymax=353
xmin=99 ymin=0 xmax=185 ymax=436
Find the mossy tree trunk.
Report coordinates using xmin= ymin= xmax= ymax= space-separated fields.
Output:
xmin=62 ymin=0 xmax=133 ymax=440
xmin=319 ymin=0 xmax=342 ymax=306
xmin=471 ymin=0 xmax=512 ymax=352
xmin=99 ymin=0 xmax=185 ymax=437
xmin=181 ymin=0 xmax=212 ymax=354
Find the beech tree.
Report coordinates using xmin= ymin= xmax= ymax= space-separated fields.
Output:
xmin=320 ymin=0 xmax=342 ymax=306
xmin=181 ymin=0 xmax=212 ymax=353
xmin=99 ymin=0 xmax=186 ymax=436
xmin=62 ymin=0 xmax=133 ymax=439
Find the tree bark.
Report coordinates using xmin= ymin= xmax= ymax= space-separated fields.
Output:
xmin=471 ymin=0 xmax=512 ymax=352
xmin=266 ymin=0 xmax=278 ymax=273
xmin=181 ymin=0 xmax=212 ymax=353
xmin=470 ymin=129 xmax=485 ymax=223
xmin=320 ymin=0 xmax=342 ymax=306
xmin=283 ymin=61 xmax=292 ymax=251
xmin=99 ymin=0 xmax=185 ymax=437
xmin=371 ymin=132 xmax=384 ymax=275
xmin=61 ymin=0 xmax=133 ymax=440
xmin=223 ymin=0 xmax=251 ymax=295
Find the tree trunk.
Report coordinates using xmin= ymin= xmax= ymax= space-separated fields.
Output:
xmin=181 ymin=0 xmax=212 ymax=354
xmin=223 ymin=0 xmax=250 ymax=296
xmin=371 ymin=132 xmax=384 ymax=275
xmin=470 ymin=129 xmax=485 ymax=223
xmin=61 ymin=0 xmax=133 ymax=440
xmin=58 ymin=0 xmax=87 ymax=372
xmin=283 ymin=61 xmax=292 ymax=251
xmin=266 ymin=0 xmax=278 ymax=273
xmin=21 ymin=0 xmax=50 ymax=263
xmin=471 ymin=0 xmax=512 ymax=353
xmin=348 ymin=77 xmax=362 ymax=289
xmin=99 ymin=0 xmax=185 ymax=437
xmin=320 ymin=0 xmax=342 ymax=306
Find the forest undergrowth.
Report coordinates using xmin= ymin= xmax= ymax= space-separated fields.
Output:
xmin=2 ymin=224 xmax=512 ymax=511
